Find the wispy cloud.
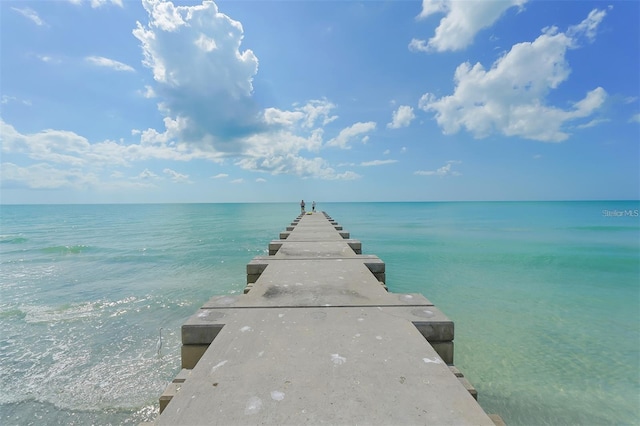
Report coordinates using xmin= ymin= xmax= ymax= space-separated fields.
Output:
xmin=138 ymin=169 xmax=159 ymax=180
xmin=415 ymin=160 xmax=461 ymax=177
xmin=163 ymin=168 xmax=191 ymax=183
xmin=12 ymin=7 xmax=47 ymax=26
xmin=413 ymin=0 xmax=527 ymax=52
xmin=69 ymin=0 xmax=123 ymax=8
xmin=1 ymin=95 xmax=31 ymax=106
xmin=576 ymin=118 xmax=610 ymax=129
xmin=326 ymin=122 xmax=377 ymax=149
xmin=85 ymin=56 xmax=135 ymax=72
xmin=360 ymin=159 xmax=398 ymax=167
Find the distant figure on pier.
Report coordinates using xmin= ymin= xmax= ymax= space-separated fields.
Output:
xmin=312 ymin=201 xmax=316 ymax=212
xmin=300 ymin=200 xmax=305 ymax=214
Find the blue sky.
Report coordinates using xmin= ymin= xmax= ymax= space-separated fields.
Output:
xmin=1 ymin=0 xmax=638 ymax=204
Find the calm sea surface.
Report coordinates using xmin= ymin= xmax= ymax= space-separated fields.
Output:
xmin=1 ymin=202 xmax=638 ymax=425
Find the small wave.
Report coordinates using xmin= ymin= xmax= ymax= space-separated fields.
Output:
xmin=569 ymin=225 xmax=638 ymax=232
xmin=0 ymin=235 xmax=28 ymax=244
xmin=41 ymin=245 xmax=93 ymax=255
xmin=21 ymin=302 xmax=99 ymax=324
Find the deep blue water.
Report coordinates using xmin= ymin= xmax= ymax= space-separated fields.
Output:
xmin=1 ymin=201 xmax=638 ymax=425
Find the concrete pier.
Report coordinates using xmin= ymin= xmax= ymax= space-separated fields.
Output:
xmin=152 ymin=212 xmax=502 ymax=425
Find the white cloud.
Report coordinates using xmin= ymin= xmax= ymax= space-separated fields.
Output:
xmin=1 ymin=162 xmax=99 ymax=189
xmin=387 ymin=105 xmax=415 ymax=129
xmin=408 ymin=38 xmax=429 ymax=53
xmin=133 ymin=0 xmax=260 ymax=149
xmin=69 ymin=0 xmax=123 ymax=8
xmin=85 ymin=56 xmax=135 ymax=72
xmin=128 ymin=2 xmax=360 ymax=180
xmin=360 ymin=159 xmax=398 ymax=167
xmin=230 ymin=178 xmax=244 ymax=184
xmin=12 ymin=7 xmax=46 ymax=26
xmin=567 ymin=7 xmax=609 ymax=42
xmin=415 ymin=160 xmax=461 ymax=177
xmin=1 ymin=96 xmax=31 ymax=106
xmin=163 ymin=168 xmax=190 ymax=183
xmin=140 ymin=85 xmax=156 ymax=99
xmin=212 ymin=173 xmax=228 ymax=179
xmin=419 ymin=9 xmax=609 ymax=142
xmin=256 ymin=178 xmax=266 ymax=183
xmin=414 ymin=0 xmax=527 ymax=52
xmin=629 ymin=114 xmax=640 ymax=124
xmin=576 ymin=118 xmax=610 ymax=129
xmin=0 ymin=119 xmax=224 ymax=171
xmin=138 ymin=169 xmax=159 ymax=180
xmin=36 ymin=55 xmax=59 ymax=64
xmin=263 ymin=99 xmax=337 ymax=129
xmin=326 ymin=122 xmax=377 ymax=149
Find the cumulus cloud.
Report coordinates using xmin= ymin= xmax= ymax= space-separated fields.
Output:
xmin=414 ymin=160 xmax=461 ymax=177
xmin=133 ymin=0 xmax=261 ymax=148
xmin=212 ymin=173 xmax=228 ymax=179
xmin=12 ymin=7 xmax=47 ymax=26
xmin=413 ymin=0 xmax=527 ymax=52
xmin=419 ymin=9 xmax=609 ymax=142
xmin=388 ymin=105 xmax=415 ymax=129
xmin=127 ymin=1 xmax=365 ymax=181
xmin=326 ymin=122 xmax=377 ymax=149
xmin=85 ymin=56 xmax=135 ymax=72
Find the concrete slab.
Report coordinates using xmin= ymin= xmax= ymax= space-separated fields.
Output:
xmin=154 ymin=212 xmax=496 ymax=425
xmin=157 ymin=307 xmax=494 ymax=425
xmin=272 ymin=241 xmax=357 ymax=258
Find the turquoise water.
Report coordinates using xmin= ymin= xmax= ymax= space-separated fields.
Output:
xmin=1 ymin=202 xmax=638 ymax=425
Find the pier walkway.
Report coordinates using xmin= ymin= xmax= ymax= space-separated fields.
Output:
xmin=152 ymin=212 xmax=501 ymax=425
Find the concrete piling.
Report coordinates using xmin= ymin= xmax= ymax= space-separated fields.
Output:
xmin=151 ymin=212 xmax=504 ymax=425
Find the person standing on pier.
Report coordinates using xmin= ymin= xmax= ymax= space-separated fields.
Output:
xmin=312 ymin=201 xmax=316 ymax=212
xmin=300 ymin=200 xmax=305 ymax=214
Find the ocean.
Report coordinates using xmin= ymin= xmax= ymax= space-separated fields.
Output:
xmin=0 ymin=201 xmax=638 ymax=425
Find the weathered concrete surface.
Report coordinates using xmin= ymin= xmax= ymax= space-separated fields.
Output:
xmin=155 ymin=212 xmax=496 ymax=425
xmin=160 ymin=308 xmax=490 ymax=425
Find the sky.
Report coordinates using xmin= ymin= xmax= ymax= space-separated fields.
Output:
xmin=1 ymin=0 xmax=638 ymax=204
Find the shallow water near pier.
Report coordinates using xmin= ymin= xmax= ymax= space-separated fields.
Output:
xmin=1 ymin=201 xmax=638 ymax=425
